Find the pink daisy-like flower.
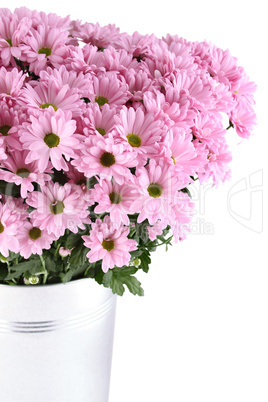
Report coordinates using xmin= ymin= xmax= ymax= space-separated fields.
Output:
xmin=39 ymin=66 xmax=94 ymax=98
xmin=82 ymin=103 xmax=117 ymax=137
xmin=143 ymin=44 xmax=176 ymax=80
xmin=91 ymin=178 xmax=139 ymax=225
xmin=131 ymin=158 xmax=179 ymax=225
xmin=0 ymin=150 xmax=52 ymax=198
xmin=192 ymin=111 xmax=227 ymax=153
xmin=64 ymin=162 xmax=94 ymax=205
xmin=20 ymin=24 xmax=69 ymax=75
xmin=124 ymin=68 xmax=156 ymax=102
xmin=82 ymin=215 xmax=137 ymax=273
xmin=73 ymin=21 xmax=121 ymax=49
xmin=17 ymin=221 xmax=57 ymax=259
xmin=0 ymin=137 xmax=7 ymax=160
xmin=147 ymin=219 xmax=167 ymax=241
xmin=114 ymin=106 xmax=165 ymax=165
xmin=96 ymin=47 xmax=138 ymax=74
xmin=172 ymin=71 xmax=215 ymax=112
xmin=208 ymin=45 xmax=243 ymax=88
xmin=26 ymin=182 xmax=91 ymax=237
xmin=229 ymin=100 xmax=257 ymax=139
xmin=0 ymin=13 xmax=32 ymax=66
xmin=0 ymin=200 xmax=24 ymax=257
xmin=0 ymin=101 xmax=27 ymax=150
xmin=72 ymin=132 xmax=137 ymax=185
xmin=88 ymin=72 xmax=131 ymax=108
xmin=143 ymin=88 xmax=195 ymax=130
xmin=162 ymin=127 xmax=207 ymax=187
xmin=0 ymin=67 xmax=25 ymax=100
xmin=170 ymin=190 xmax=194 ymax=242
xmin=20 ymin=108 xmax=79 ymax=172
xmin=200 ymin=143 xmax=232 ymax=185
xmin=114 ymin=31 xmax=157 ymax=61
xmin=18 ymin=78 xmax=84 ymax=118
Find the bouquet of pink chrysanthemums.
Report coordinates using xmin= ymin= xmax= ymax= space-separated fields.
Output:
xmin=0 ymin=7 xmax=256 ymax=294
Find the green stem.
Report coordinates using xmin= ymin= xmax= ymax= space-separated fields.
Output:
xmin=39 ymin=254 xmax=48 ymax=284
xmin=54 ymin=243 xmax=61 ymax=257
xmin=226 ymin=120 xmax=234 ymax=130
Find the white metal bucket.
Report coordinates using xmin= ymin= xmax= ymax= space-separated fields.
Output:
xmin=0 ymin=278 xmax=117 ymax=402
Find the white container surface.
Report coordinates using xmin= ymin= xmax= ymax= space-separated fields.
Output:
xmin=0 ymin=278 xmax=117 ymax=402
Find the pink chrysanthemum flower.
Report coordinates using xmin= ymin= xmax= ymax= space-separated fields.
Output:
xmin=0 ymin=101 xmax=27 ymax=150
xmin=0 ymin=67 xmax=25 ymax=100
xmin=0 ymin=200 xmax=24 ymax=257
xmin=170 ymin=190 xmax=194 ymax=242
xmin=147 ymin=219 xmax=167 ymax=241
xmin=143 ymin=88 xmax=195 ymax=130
xmin=83 ymin=103 xmax=117 ymax=137
xmin=143 ymin=44 xmax=177 ymax=80
xmin=114 ymin=31 xmax=157 ymax=61
xmin=172 ymin=71 xmax=215 ymax=111
xmin=96 ymin=47 xmax=138 ymax=74
xmin=208 ymin=45 xmax=243 ymax=88
xmin=0 ymin=137 xmax=7 ymax=160
xmin=88 ymin=72 xmax=131 ymax=108
xmin=64 ymin=162 xmax=94 ymax=205
xmin=229 ymin=100 xmax=257 ymax=139
xmin=18 ymin=79 xmax=84 ymax=118
xmin=192 ymin=112 xmax=227 ymax=153
xmin=124 ymin=68 xmax=156 ymax=101
xmin=39 ymin=66 xmax=94 ymax=98
xmin=0 ymin=13 xmax=31 ymax=66
xmin=17 ymin=221 xmax=57 ymax=259
xmin=131 ymin=159 xmax=179 ymax=225
xmin=73 ymin=21 xmax=121 ymax=49
xmin=162 ymin=35 xmax=195 ymax=72
xmin=200 ymin=143 xmax=232 ymax=185
xmin=27 ymin=182 xmax=91 ymax=237
xmin=162 ymin=127 xmax=207 ymax=187
xmin=72 ymin=132 xmax=137 ymax=185
xmin=0 ymin=150 xmax=52 ymax=198
xmin=20 ymin=24 xmax=69 ymax=75
xmin=91 ymin=178 xmax=139 ymax=225
xmin=114 ymin=106 xmax=165 ymax=165
xmin=20 ymin=108 xmax=79 ymax=172
xmin=82 ymin=215 xmax=137 ymax=273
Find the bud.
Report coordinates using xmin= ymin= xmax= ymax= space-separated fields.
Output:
xmin=132 ymin=258 xmax=141 ymax=267
xmin=24 ymin=276 xmax=40 ymax=285
xmin=59 ymin=247 xmax=72 ymax=257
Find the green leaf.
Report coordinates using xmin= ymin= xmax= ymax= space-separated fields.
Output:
xmin=102 ymin=266 xmax=144 ymax=296
xmin=0 ymin=180 xmax=21 ymax=198
xmin=138 ymin=249 xmax=151 ymax=273
xmin=69 ymin=241 xmax=88 ymax=267
xmin=181 ymin=187 xmax=192 ymax=198
xmin=0 ymin=263 xmax=8 ymax=281
xmin=5 ymin=257 xmax=41 ymax=280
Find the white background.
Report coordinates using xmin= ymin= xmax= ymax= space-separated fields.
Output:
xmin=6 ymin=1 xmax=268 ymax=401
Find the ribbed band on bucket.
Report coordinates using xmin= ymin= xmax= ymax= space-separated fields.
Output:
xmin=0 ymin=297 xmax=114 ymax=333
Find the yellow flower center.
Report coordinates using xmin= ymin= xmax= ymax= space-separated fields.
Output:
xmin=147 ymin=183 xmax=163 ymax=198
xmin=109 ymin=192 xmax=122 ymax=204
xmin=16 ymin=168 xmax=31 ymax=178
xmin=38 ymin=47 xmax=52 ymax=57
xmin=102 ymin=239 xmax=115 ymax=251
xmin=50 ymin=201 xmax=65 ymax=215
xmin=95 ymin=96 xmax=109 ymax=107
xmin=100 ymin=152 xmax=115 ymax=167
xmin=44 ymin=133 xmax=60 ymax=148
xmin=127 ymin=134 xmax=141 ymax=147
xmin=29 ymin=227 xmax=42 ymax=240
xmin=0 ymin=125 xmax=11 ymax=136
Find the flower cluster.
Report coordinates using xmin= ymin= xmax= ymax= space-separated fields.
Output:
xmin=0 ymin=8 xmax=256 ymax=294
